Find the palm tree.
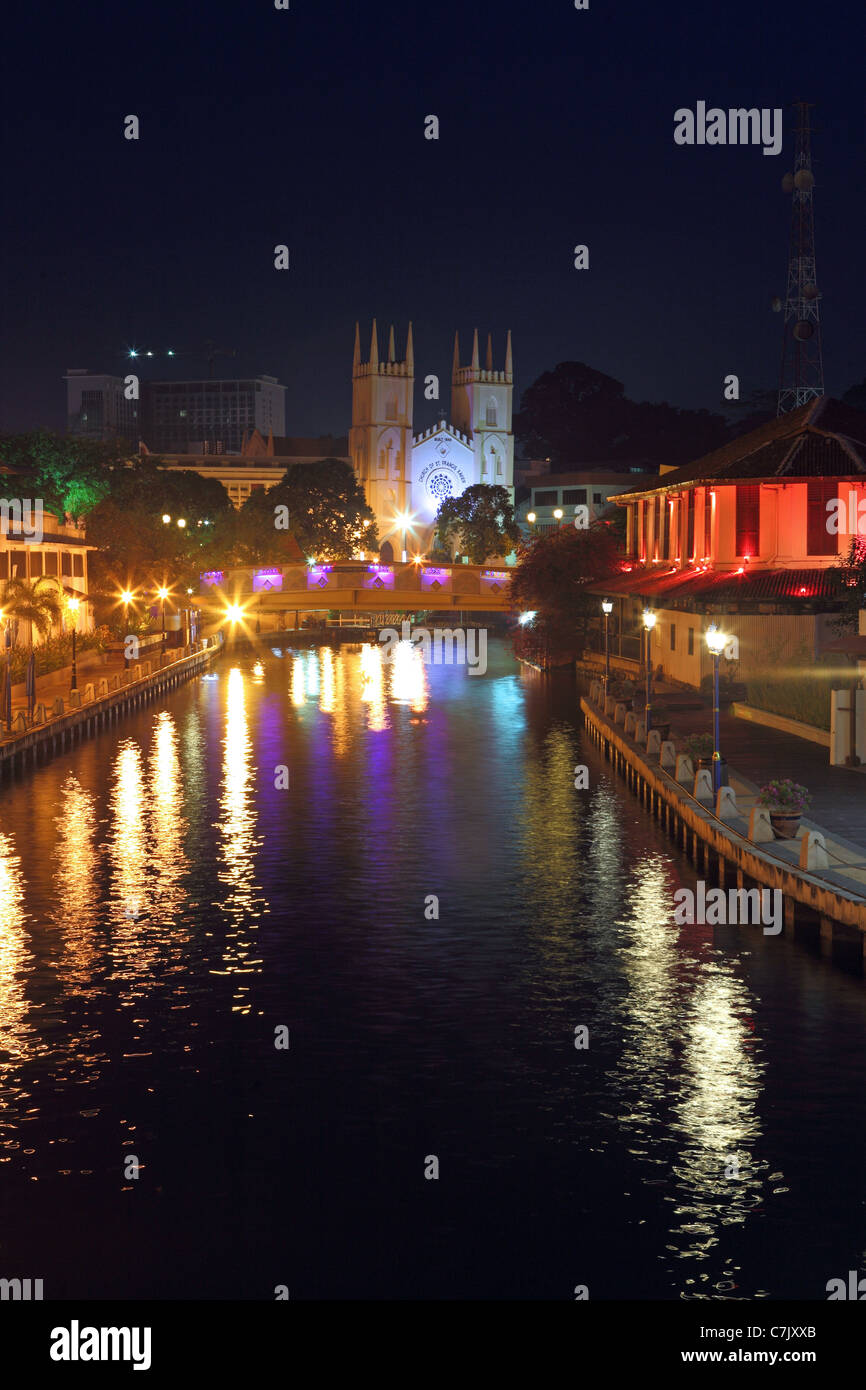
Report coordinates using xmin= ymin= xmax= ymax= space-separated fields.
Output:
xmin=0 ymin=576 xmax=65 ymax=644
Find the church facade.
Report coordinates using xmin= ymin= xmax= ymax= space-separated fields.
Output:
xmin=350 ymin=320 xmax=514 ymax=559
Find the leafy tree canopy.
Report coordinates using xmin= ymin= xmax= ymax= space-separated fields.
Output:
xmin=510 ymin=522 xmax=622 ymax=616
xmin=256 ymin=458 xmax=378 ymax=561
xmin=0 ymin=431 xmax=121 ymax=520
xmin=434 ymin=484 xmax=521 ymax=564
xmin=514 ymin=361 xmax=729 ymax=467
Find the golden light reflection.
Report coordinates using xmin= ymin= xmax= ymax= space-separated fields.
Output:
xmin=291 ymin=656 xmax=306 ymax=707
xmin=359 ymin=643 xmax=388 ymax=731
xmin=215 ymin=666 xmax=265 ymax=1014
xmin=148 ymin=712 xmax=189 ymax=929
xmin=390 ymin=640 xmax=428 ymax=712
xmin=53 ymin=774 xmax=100 ymax=991
xmin=0 ymin=829 xmax=32 ymax=1067
xmin=319 ymin=645 xmax=336 ymax=713
xmin=108 ymin=741 xmax=156 ymax=981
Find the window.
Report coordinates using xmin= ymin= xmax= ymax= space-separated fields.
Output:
xmin=735 ymin=485 xmax=760 ymax=557
xmin=687 ymin=627 xmax=694 ymax=656
xmin=44 ymin=552 xmax=58 ymax=576
xmin=662 ymin=498 xmax=671 ymax=559
xmin=703 ymin=490 xmax=713 ymax=556
xmin=686 ymin=490 xmax=695 ymax=558
xmin=670 ymin=623 xmax=676 ymax=651
xmin=486 ymin=398 xmax=498 ymax=426
xmin=533 ymin=490 xmax=557 ymax=506
xmin=0 ymin=554 xmax=7 ymax=580
xmin=61 ymin=552 xmax=72 ymax=577
xmin=30 ymin=552 xmax=43 ymax=576
xmin=563 ymin=488 xmax=587 ymax=505
xmin=73 ymin=554 xmax=84 ymax=578
xmin=593 ymin=492 xmax=602 ymax=505
xmin=807 ymin=480 xmax=837 ymax=555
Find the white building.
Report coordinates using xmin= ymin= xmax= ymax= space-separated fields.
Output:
xmin=350 ymin=321 xmax=514 ymax=559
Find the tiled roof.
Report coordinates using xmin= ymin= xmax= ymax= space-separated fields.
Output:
xmin=610 ymin=398 xmax=866 ymax=497
xmin=595 ymin=564 xmax=847 ymax=605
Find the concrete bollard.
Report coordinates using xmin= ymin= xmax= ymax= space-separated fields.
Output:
xmin=675 ymin=754 xmax=694 ymax=786
xmin=13 ymin=713 xmax=26 ymax=734
xmin=142 ymin=661 xmax=151 ymax=677
xmin=625 ymin=712 xmax=637 ymax=736
xmin=748 ymin=807 xmax=774 ymax=843
xmin=604 ymin=695 xmax=616 ymax=717
xmin=799 ymin=830 xmax=829 ymax=870
xmin=590 ymin=680 xmax=601 ymax=704
xmin=715 ymin=786 xmax=738 ymax=822
xmin=84 ymin=683 xmax=95 ymax=703
xmin=98 ymin=678 xmax=109 ymax=697
xmin=660 ymin=740 xmax=676 ymax=769
xmin=614 ymin=702 xmax=627 ymax=725
xmin=132 ymin=664 xmax=142 ymax=680
xmin=53 ymin=697 xmax=65 ymax=716
xmin=693 ymin=768 xmax=714 ymax=801
xmin=33 ymin=703 xmax=47 ymax=725
xmin=635 ymin=719 xmax=647 ymax=743
xmin=69 ymin=690 xmax=82 ymax=708
xmin=646 ymin=728 xmax=662 ymax=756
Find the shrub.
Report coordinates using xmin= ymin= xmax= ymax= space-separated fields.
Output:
xmin=684 ymin=732 xmax=714 ymax=760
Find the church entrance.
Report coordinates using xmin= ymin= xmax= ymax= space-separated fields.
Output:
xmin=379 ymin=540 xmax=394 ymax=563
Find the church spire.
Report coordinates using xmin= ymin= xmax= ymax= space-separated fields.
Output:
xmin=388 ymin=324 xmax=396 ymax=362
xmin=406 ymin=322 xmax=414 ymax=373
xmin=471 ymin=328 xmax=479 ymax=370
xmin=353 ymin=321 xmax=361 ymax=371
xmin=370 ymin=318 xmax=379 ymax=369
xmin=485 ymin=333 xmax=493 ymax=371
xmin=452 ymin=330 xmax=460 ymax=378
xmin=505 ymin=329 xmax=513 ymax=379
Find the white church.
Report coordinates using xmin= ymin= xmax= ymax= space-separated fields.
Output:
xmin=350 ymin=320 xmax=514 ymax=560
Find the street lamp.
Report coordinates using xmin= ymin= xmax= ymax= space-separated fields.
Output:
xmin=705 ymin=625 xmax=727 ymax=792
xmin=642 ymin=608 xmax=657 ymax=731
xmin=395 ymin=510 xmax=412 ymax=563
xmin=162 ymin=514 xmax=171 ymax=524
xmin=526 ymin=510 xmax=536 ymax=524
xmin=157 ymin=586 xmax=169 ymax=647
xmin=67 ymin=597 xmax=80 ymax=691
xmin=553 ymin=507 xmax=563 ymax=524
xmin=602 ymin=599 xmax=613 ymax=693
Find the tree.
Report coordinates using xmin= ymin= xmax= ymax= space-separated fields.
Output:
xmin=514 ymin=361 xmax=730 ymax=466
xmin=258 ymin=458 xmax=378 ymax=560
xmin=833 ymin=536 xmax=866 ymax=632
xmin=510 ymin=522 xmax=622 ymax=664
xmin=434 ymin=485 xmax=521 ymax=563
xmin=0 ymin=576 xmax=65 ymax=642
xmin=0 ymin=431 xmax=119 ymax=520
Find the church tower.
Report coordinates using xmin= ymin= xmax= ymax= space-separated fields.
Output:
xmin=350 ymin=320 xmax=414 ymax=557
xmin=450 ymin=329 xmax=514 ymax=496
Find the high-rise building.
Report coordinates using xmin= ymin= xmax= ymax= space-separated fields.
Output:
xmin=141 ymin=376 xmax=286 ymax=454
xmin=64 ymin=370 xmax=140 ymax=444
xmin=64 ymin=371 xmax=286 ymax=453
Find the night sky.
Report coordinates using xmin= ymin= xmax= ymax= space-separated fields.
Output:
xmin=2 ymin=0 xmax=864 ymax=439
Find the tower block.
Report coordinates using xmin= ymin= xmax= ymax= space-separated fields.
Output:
xmin=350 ymin=320 xmax=415 ymax=556
xmin=451 ymin=328 xmax=515 ymax=496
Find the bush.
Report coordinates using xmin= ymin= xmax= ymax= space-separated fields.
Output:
xmin=746 ymin=664 xmax=833 ymax=731
xmin=685 ymin=732 xmax=714 ymax=760
xmin=758 ymin=779 xmax=812 ymax=815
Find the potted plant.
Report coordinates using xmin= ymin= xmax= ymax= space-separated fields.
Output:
xmin=684 ymin=731 xmax=728 ymax=786
xmin=757 ymin=779 xmax=812 ymax=839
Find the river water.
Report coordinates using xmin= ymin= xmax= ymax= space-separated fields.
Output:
xmin=0 ymin=638 xmax=864 ymax=1300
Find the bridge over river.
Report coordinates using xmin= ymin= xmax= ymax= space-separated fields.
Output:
xmin=195 ymin=559 xmax=514 ymax=621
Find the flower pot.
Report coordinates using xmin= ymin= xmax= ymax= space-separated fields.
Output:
xmin=769 ymin=812 xmax=801 ymax=839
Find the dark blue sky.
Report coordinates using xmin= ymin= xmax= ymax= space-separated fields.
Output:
xmin=1 ymin=0 xmax=863 ymax=438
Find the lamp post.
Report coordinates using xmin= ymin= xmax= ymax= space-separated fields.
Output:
xmin=67 ymin=597 xmax=80 ymax=691
xmin=705 ymin=625 xmax=727 ymax=792
xmin=395 ymin=510 xmax=412 ymax=564
xmin=157 ymin=586 xmax=169 ymax=649
xmin=553 ymin=507 xmax=563 ymax=527
xmin=642 ymin=608 xmax=656 ymax=731
xmin=602 ymin=599 xmax=613 ymax=694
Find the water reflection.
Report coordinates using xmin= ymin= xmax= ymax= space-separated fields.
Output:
xmin=359 ymin=643 xmax=387 ymax=731
xmin=0 ymin=828 xmax=31 ymax=1069
xmin=214 ymin=666 xmax=265 ymax=1013
xmin=54 ymin=774 xmax=100 ymax=992
xmin=390 ymin=640 xmax=428 ymax=712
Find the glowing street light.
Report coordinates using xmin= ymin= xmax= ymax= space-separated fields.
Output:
xmin=157 ymin=586 xmax=169 ymax=646
xmin=705 ymin=625 xmax=728 ymax=792
xmin=642 ymin=608 xmax=657 ymax=731
xmin=395 ymin=510 xmax=413 ymax=563
xmin=527 ymin=511 xmax=536 ymax=524
xmin=66 ymin=596 xmax=81 ymax=691
xmin=162 ymin=514 xmax=171 ymax=524
xmin=553 ymin=507 xmax=563 ymax=522
xmin=177 ymin=518 xmax=186 ymax=528
xmin=225 ymin=603 xmax=244 ymax=623
xmin=601 ymin=599 xmax=613 ymax=692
